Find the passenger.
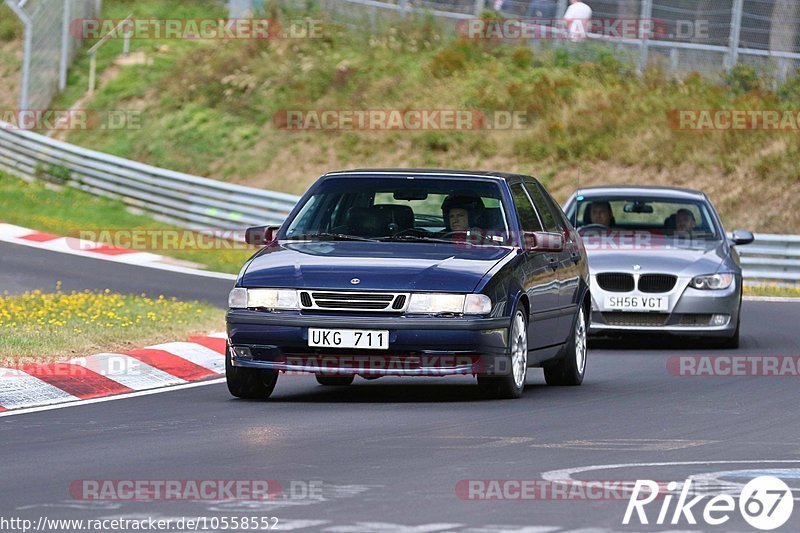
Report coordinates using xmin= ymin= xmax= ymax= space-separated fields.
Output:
xmin=589 ymin=200 xmax=613 ymax=226
xmin=675 ymin=208 xmax=696 ymax=233
xmin=441 ymin=194 xmax=485 ymax=233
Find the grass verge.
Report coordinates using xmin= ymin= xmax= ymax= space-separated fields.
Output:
xmin=744 ymin=284 xmax=800 ymax=298
xmin=0 ymin=286 xmax=224 ymax=361
xmin=0 ymin=172 xmax=254 ymax=274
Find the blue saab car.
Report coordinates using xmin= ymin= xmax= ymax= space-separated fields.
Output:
xmin=226 ymin=169 xmax=591 ymax=399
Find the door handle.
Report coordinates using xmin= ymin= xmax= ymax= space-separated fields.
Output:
xmin=548 ymin=256 xmax=558 ymax=270
xmin=570 ymin=251 xmax=581 ymax=264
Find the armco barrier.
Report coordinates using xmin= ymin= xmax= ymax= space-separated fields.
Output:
xmin=737 ymin=233 xmax=800 ymax=283
xmin=0 ymin=120 xmax=299 ymax=230
xmin=0 ymin=119 xmax=798 ymax=283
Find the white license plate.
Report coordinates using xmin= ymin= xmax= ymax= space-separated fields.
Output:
xmin=604 ymin=295 xmax=668 ymax=312
xmin=308 ymin=328 xmax=389 ymax=350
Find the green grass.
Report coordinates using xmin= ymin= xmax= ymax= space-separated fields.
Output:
xmin=744 ymin=284 xmax=800 ymax=298
xmin=51 ymin=2 xmax=800 ymax=234
xmin=0 ymin=3 xmax=23 ymax=42
xmin=0 ymin=172 xmax=253 ymax=274
xmin=0 ymin=287 xmax=224 ymax=361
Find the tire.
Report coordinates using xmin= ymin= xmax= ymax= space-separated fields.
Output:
xmin=225 ymin=348 xmax=278 ymax=399
xmin=315 ymin=374 xmax=355 ymax=386
xmin=544 ymin=304 xmax=587 ymax=386
xmin=477 ymin=308 xmax=528 ymax=399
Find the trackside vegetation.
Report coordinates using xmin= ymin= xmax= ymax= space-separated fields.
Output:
xmin=0 ymin=286 xmax=224 ymax=361
xmin=44 ymin=0 xmax=800 ymax=234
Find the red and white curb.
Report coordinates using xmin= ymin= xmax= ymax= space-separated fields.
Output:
xmin=0 ymin=333 xmax=227 ymax=411
xmin=0 ymin=222 xmax=235 ymax=280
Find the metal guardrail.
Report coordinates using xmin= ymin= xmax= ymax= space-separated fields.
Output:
xmin=0 ymin=120 xmax=300 ymax=230
xmin=0 ymin=119 xmax=798 ymax=282
xmin=737 ymin=234 xmax=800 ymax=283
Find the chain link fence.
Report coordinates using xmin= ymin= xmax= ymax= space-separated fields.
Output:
xmin=4 ymin=0 xmax=102 ymax=111
xmin=284 ymin=0 xmax=800 ymax=83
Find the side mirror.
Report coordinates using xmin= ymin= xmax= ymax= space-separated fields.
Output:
xmin=524 ymin=231 xmax=565 ymax=252
xmin=245 ymin=225 xmax=279 ymax=246
xmin=730 ymin=229 xmax=754 ymax=246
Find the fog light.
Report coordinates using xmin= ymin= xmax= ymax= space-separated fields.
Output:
xmin=711 ymin=314 xmax=730 ymax=326
xmin=232 ymin=346 xmax=253 ymax=359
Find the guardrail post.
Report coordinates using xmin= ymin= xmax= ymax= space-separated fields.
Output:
xmin=88 ymin=52 xmax=97 ymax=94
xmin=399 ymin=0 xmax=408 ymax=17
xmin=4 ymin=1 xmax=32 ymax=112
xmin=727 ymin=0 xmax=744 ymax=71
xmin=637 ymin=0 xmax=653 ymax=74
xmin=473 ymin=0 xmax=485 ymax=16
xmin=60 ymin=0 xmax=71 ymax=90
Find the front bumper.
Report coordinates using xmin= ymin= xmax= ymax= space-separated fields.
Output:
xmin=226 ymin=310 xmax=511 ymax=376
xmin=589 ymin=276 xmax=741 ymax=337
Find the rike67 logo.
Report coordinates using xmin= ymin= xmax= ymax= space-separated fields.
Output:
xmin=624 ymin=476 xmax=794 ymax=530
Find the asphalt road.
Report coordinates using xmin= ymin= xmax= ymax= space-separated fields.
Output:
xmin=0 ymin=241 xmax=233 ymax=307
xmin=2 ymin=245 xmax=800 ymax=532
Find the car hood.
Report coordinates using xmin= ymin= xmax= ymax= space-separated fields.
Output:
xmin=241 ymin=241 xmax=513 ymax=292
xmin=586 ymin=239 xmax=730 ymax=276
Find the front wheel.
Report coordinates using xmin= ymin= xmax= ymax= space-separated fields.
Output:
xmin=226 ymin=349 xmax=278 ymax=399
xmin=544 ymin=304 xmax=587 ymax=386
xmin=478 ymin=308 xmax=528 ymax=399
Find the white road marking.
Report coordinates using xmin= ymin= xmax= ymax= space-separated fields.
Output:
xmin=69 ymin=353 xmax=186 ymax=390
xmin=147 ymin=342 xmax=225 ymax=373
xmin=0 ymin=378 xmax=225 ymax=417
xmin=542 ymin=460 xmax=800 ymax=484
xmin=323 ymin=523 xmax=463 ymax=532
xmin=0 ymin=372 xmax=79 ymax=409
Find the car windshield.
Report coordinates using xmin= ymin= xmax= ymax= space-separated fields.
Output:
xmin=282 ymin=176 xmax=511 ymax=245
xmin=570 ymin=196 xmax=721 ymax=241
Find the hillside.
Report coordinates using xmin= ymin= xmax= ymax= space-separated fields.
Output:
xmin=21 ymin=1 xmax=800 ymax=232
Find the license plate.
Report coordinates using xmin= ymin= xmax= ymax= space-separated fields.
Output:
xmin=604 ymin=295 xmax=668 ymax=312
xmin=308 ymin=328 xmax=389 ymax=350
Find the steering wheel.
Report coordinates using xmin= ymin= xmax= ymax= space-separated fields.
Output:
xmin=577 ymin=224 xmax=608 ymax=235
xmin=391 ymin=227 xmax=429 ymax=238
xmin=440 ymin=230 xmax=493 ymax=243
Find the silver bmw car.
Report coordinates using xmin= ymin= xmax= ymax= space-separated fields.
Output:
xmin=563 ymin=186 xmax=754 ymax=347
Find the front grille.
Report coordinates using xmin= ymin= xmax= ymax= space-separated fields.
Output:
xmin=601 ymin=312 xmax=669 ymax=327
xmin=596 ymin=273 xmax=634 ymax=292
xmin=678 ymin=314 xmax=713 ymax=326
xmin=639 ymin=274 xmax=677 ymax=293
xmin=301 ymin=291 xmax=408 ymax=312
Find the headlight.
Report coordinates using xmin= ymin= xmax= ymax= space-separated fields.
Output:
xmin=407 ymin=293 xmax=492 ymax=315
xmin=464 ymin=294 xmax=492 ymax=314
xmin=689 ymin=273 xmax=734 ymax=290
xmin=228 ymin=288 xmax=299 ymax=309
xmin=228 ymin=288 xmax=248 ymax=308
xmin=248 ymin=289 xmax=299 ymax=309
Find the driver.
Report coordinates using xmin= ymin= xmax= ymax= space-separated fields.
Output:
xmin=589 ymin=201 xmax=613 ymax=226
xmin=441 ymin=194 xmax=485 ymax=233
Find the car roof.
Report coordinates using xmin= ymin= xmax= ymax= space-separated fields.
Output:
xmin=572 ymin=185 xmax=707 ymax=201
xmin=323 ymin=168 xmax=534 ymax=182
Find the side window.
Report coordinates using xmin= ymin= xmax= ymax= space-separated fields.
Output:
xmin=510 ymin=183 xmax=543 ymax=232
xmin=524 ymin=181 xmax=563 ymax=232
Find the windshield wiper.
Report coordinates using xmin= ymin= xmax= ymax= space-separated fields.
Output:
xmin=380 ymin=235 xmax=457 ymax=244
xmin=286 ymin=232 xmax=379 ymax=242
